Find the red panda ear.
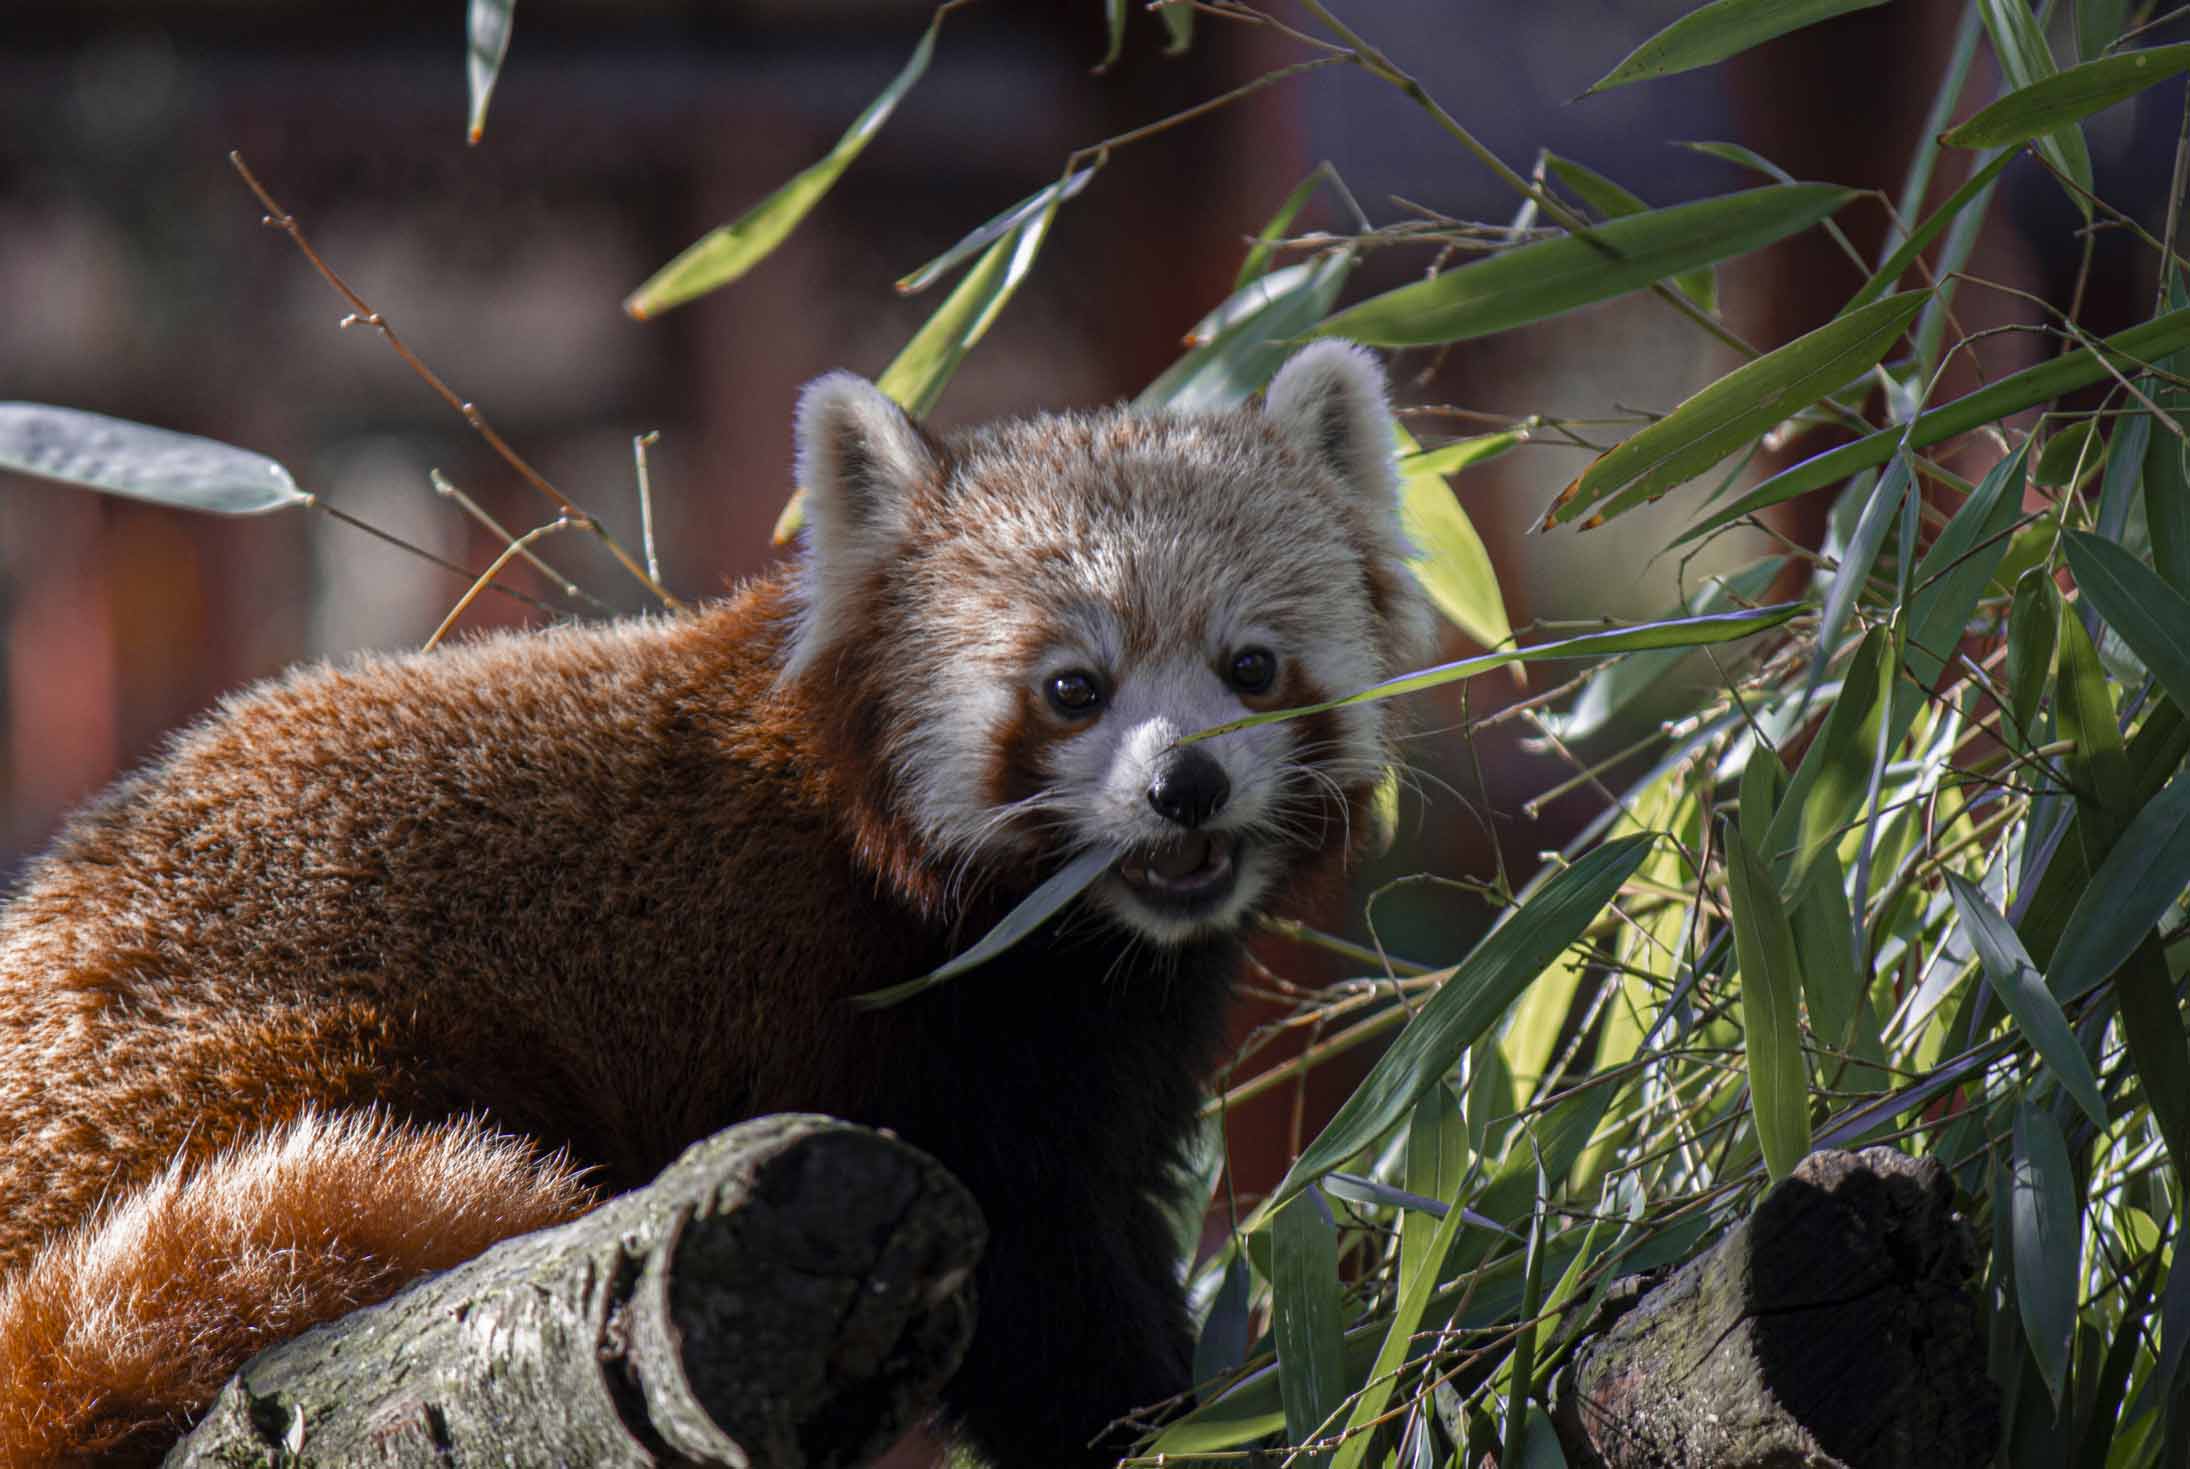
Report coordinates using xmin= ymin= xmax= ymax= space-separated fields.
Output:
xmin=1264 ymin=341 xmax=1401 ymax=513
xmin=784 ymin=373 xmax=941 ymax=682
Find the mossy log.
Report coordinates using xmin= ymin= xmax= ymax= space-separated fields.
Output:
xmin=166 ymin=1114 xmax=985 ymax=1468
xmin=1550 ymin=1146 xmax=1996 ymax=1469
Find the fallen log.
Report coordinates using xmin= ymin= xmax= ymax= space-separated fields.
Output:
xmin=166 ymin=1113 xmax=985 ymax=1468
xmin=1550 ymin=1146 xmax=1996 ymax=1469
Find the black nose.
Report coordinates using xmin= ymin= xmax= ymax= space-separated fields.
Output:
xmin=1147 ymin=749 xmax=1230 ymax=829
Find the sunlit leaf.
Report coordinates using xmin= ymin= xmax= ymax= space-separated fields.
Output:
xmin=1943 ymin=42 xmax=2190 ymax=150
xmin=1398 ymin=423 xmax=1514 ymax=652
xmin=849 ymin=844 xmax=1115 ymax=1008
xmin=1402 ymin=1084 xmax=1470 ymax=1274
xmin=1188 ymin=604 xmax=1803 ymax=743
xmin=1544 ymin=291 xmax=1925 ymax=529
xmin=1680 ymin=306 xmax=2190 ymax=542
xmin=1722 ymin=820 xmax=1812 ymax=1182
xmin=1271 ymin=1189 xmax=1347 ymax=1464
xmin=1943 ymin=875 xmax=2107 ymax=1129
xmin=2056 ymin=593 xmax=2135 ymax=856
xmin=1815 ymin=454 xmax=1909 ymax=669
xmin=1584 ymin=0 xmax=1892 ymax=94
xmin=464 ymin=0 xmax=517 ymax=145
xmin=1764 ymin=624 xmax=1889 ymax=899
xmin=893 ymin=165 xmax=1098 ymax=295
xmin=879 ymin=206 xmax=1060 ymax=420
xmin=1544 ymin=153 xmax=1715 ymax=311
xmin=1138 ymin=251 xmax=1354 ymax=414
xmin=0 ymin=404 xmax=308 ymax=516
xmin=1314 ymin=185 xmax=1855 ymax=348
xmin=624 ymin=14 xmax=946 ymax=317
xmin=2011 ymin=1102 xmax=2080 ymax=1407
xmin=1268 ymin=834 xmax=1655 ymax=1207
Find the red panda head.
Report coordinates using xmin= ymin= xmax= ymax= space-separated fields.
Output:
xmin=782 ymin=342 xmax=1437 ymax=944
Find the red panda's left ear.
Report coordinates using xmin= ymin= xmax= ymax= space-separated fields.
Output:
xmin=783 ymin=373 xmax=942 ymax=682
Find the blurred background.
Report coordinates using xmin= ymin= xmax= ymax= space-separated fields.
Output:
xmin=4 ymin=0 xmax=2185 ymax=1248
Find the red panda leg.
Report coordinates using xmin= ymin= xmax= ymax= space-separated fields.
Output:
xmin=0 ymin=1109 xmax=596 ymax=1468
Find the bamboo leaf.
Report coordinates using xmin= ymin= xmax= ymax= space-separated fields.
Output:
xmin=1398 ymin=423 xmax=1515 ymax=652
xmin=1944 ymin=43 xmax=2190 ymax=150
xmin=1271 ymin=1189 xmax=1347 ymax=1465
xmin=2093 ymin=404 xmax=2151 ymax=543
xmin=2045 ymin=766 xmax=2190 ymax=992
xmin=1723 ymin=820 xmax=1813 ymax=1182
xmin=1846 ymin=150 xmax=2017 ymax=313
xmin=464 ymin=0 xmax=517 ymax=145
xmin=625 ymin=16 xmax=945 ymax=317
xmin=1903 ymin=439 xmax=2030 ymax=692
xmin=1193 ymin=1251 xmax=1255 ymax=1385
xmin=849 ymin=844 xmax=1115 ymax=1009
xmin=1268 ymin=835 xmax=1655 ymax=1207
xmin=1329 ymin=1168 xmax=1470 ymax=1469
xmin=0 ymin=404 xmax=308 ymax=516
xmin=1399 ymin=428 xmax=1530 ymax=480
xmin=1544 ymin=292 xmax=1926 ymax=529
xmin=2007 ymin=566 xmax=2058 ymax=739
xmin=1402 ymin=1085 xmax=1470 ymax=1276
xmin=1584 ymin=0 xmax=1893 ymax=94
xmin=1158 ymin=0 xmax=1193 ymax=53
xmin=1679 ymin=306 xmax=2190 ymax=543
xmin=1765 ymin=625 xmax=1890 ymax=899
xmin=1188 ymin=604 xmax=1802 ymax=743
xmin=1236 ymin=165 xmax=1332 ymax=291
xmin=878 ymin=205 xmax=1060 ymax=420
xmin=1096 ymin=0 xmax=1127 ymax=72
xmin=1978 ymin=0 xmax=2095 ymax=216
xmin=893 ymin=166 xmax=1098 ymax=295
xmin=1137 ymin=251 xmax=1354 ymax=414
xmin=2062 ymin=531 xmax=2190 ymax=719
xmin=1314 ymin=185 xmax=1856 ymax=348
xmin=1943 ymin=874 xmax=2107 ymax=1129
xmin=2011 ymin=1102 xmax=2080 ymax=1408
xmin=2055 ymin=593 xmax=2135 ymax=857
xmin=1544 ymin=153 xmax=1715 ymax=310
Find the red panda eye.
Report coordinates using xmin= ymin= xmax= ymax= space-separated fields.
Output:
xmin=1228 ymin=647 xmax=1277 ymax=694
xmin=1047 ymin=670 xmax=1104 ymax=716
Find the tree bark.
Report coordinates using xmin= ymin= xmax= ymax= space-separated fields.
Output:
xmin=1550 ymin=1146 xmax=1997 ymax=1469
xmin=166 ymin=1113 xmax=985 ymax=1468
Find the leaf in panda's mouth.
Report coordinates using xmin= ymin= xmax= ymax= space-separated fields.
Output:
xmin=1119 ymin=831 xmax=1238 ymax=897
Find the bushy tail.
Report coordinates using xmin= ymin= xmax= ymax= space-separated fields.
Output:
xmin=0 ymin=1110 xmax=595 ymax=1467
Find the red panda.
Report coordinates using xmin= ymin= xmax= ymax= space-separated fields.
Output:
xmin=0 ymin=341 xmax=1435 ymax=1467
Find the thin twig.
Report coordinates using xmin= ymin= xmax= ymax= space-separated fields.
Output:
xmin=423 ymin=518 xmax=577 ymax=652
xmin=429 ymin=469 xmax=606 ymax=611
xmin=632 ymin=431 xmax=665 ymax=589
xmin=306 ymin=500 xmax=562 ymax=616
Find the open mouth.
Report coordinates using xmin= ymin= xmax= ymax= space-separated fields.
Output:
xmin=1116 ymin=831 xmax=1240 ymax=908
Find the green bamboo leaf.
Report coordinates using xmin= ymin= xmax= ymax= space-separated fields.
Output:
xmin=2006 ymin=566 xmax=2058 ymax=738
xmin=1399 ymin=428 xmax=1530 ymax=479
xmin=1314 ymin=185 xmax=1857 ymax=348
xmin=2147 ymin=274 xmax=2190 ymax=592
xmin=2063 ymin=531 xmax=2190 ymax=719
xmin=1680 ymin=309 xmax=2190 ymax=544
xmin=1815 ymin=455 xmax=1909 ymax=666
xmin=2056 ymin=594 xmax=2135 ymax=857
xmin=2093 ymin=403 xmax=2151 ymax=543
xmin=1268 ymin=835 xmax=1655 ymax=1207
xmin=1790 ymin=848 xmax=1862 ymax=1052
xmin=1978 ymin=0 xmax=2095 ymax=216
xmin=1946 ymin=43 xmax=2190 ymax=149
xmin=1584 ymin=0 xmax=1893 ymax=94
xmin=1193 ymin=1251 xmax=1254 ymax=1385
xmin=1845 ymin=150 xmax=2017 ymax=313
xmin=0 ymin=404 xmax=308 ymax=516
xmin=1188 ymin=605 xmax=1802 ymax=744
xmin=1544 ymin=291 xmax=1926 ymax=529
xmin=1903 ymin=440 xmax=2030 ymax=691
xmin=1723 ymin=820 xmax=1813 ymax=1182
xmin=1158 ymin=0 xmax=1193 ymax=54
xmin=624 ymin=16 xmax=945 ymax=318
xmin=464 ymin=0 xmax=516 ymax=145
xmin=1544 ymin=153 xmax=1715 ymax=311
xmin=1401 ymin=1085 xmax=1470 ymax=1275
xmin=1763 ymin=625 xmax=1890 ymax=898
xmin=1502 ymin=1177 xmax=1549 ymax=1467
xmin=849 ymin=844 xmax=1115 ymax=1009
xmin=878 ymin=206 xmax=1060 ymax=421
xmin=1236 ymin=165 xmax=1333 ymax=291
xmin=1398 ymin=423 xmax=1514 ymax=652
xmin=893 ymin=165 xmax=1098 ymax=295
xmin=1271 ymin=1189 xmax=1347 ymax=1465
xmin=2033 ymin=420 xmax=2105 ymax=489
xmin=1329 ymin=1167 xmax=1469 ymax=1469
xmin=2011 ymin=1102 xmax=2080 ymax=1408
xmin=1943 ymin=875 xmax=2107 ymax=1129
xmin=1137 ymin=251 xmax=1355 ymax=415
xmin=2045 ymin=768 xmax=2190 ymax=992
xmin=1096 ymin=0 xmax=1127 ymax=72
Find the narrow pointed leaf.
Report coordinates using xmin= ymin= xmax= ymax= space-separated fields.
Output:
xmin=625 ymin=16 xmax=943 ymax=317
xmin=879 ymin=206 xmax=1058 ymax=419
xmin=2062 ymin=531 xmax=2190 ymax=718
xmin=1329 ymin=1176 xmax=1470 ymax=1469
xmin=1545 ymin=291 xmax=1925 ymax=529
xmin=1402 ymin=1085 xmax=1470 ymax=1274
xmin=1096 ymin=0 xmax=1127 ymax=71
xmin=2094 ymin=404 xmax=2151 ymax=542
xmin=1846 ymin=149 xmax=2017 ymax=312
xmin=2006 ymin=566 xmax=2058 ymax=738
xmin=1816 ymin=455 xmax=1908 ymax=670
xmin=1764 ymin=625 xmax=1890 ymax=898
xmin=1943 ymin=875 xmax=2106 ymax=1128
xmin=1791 ymin=848 xmax=1861 ymax=1052
xmin=464 ymin=0 xmax=517 ymax=145
xmin=1398 ymin=423 xmax=1513 ymax=651
xmin=2045 ymin=768 xmax=2190 ymax=991
xmin=1158 ymin=0 xmax=1193 ymax=54
xmin=2056 ymin=595 xmax=2134 ymax=856
xmin=1903 ymin=440 xmax=2030 ymax=692
xmin=1978 ymin=0 xmax=2095 ymax=215
xmin=1236 ymin=166 xmax=1332 ymax=291
xmin=2011 ymin=1102 xmax=2079 ymax=1407
xmin=894 ymin=166 xmax=1098 ymax=296
xmin=850 ymin=844 xmax=1115 ymax=1008
xmin=1723 ymin=821 xmax=1813 ymax=1182
xmin=1138 ymin=251 xmax=1354 ymax=414
xmin=1544 ymin=153 xmax=1714 ymax=310
xmin=0 ymin=404 xmax=307 ymax=516
xmin=1193 ymin=1251 xmax=1254 ymax=1385
xmin=1400 ymin=428 xmax=1530 ymax=479
xmin=1946 ymin=43 xmax=2190 ymax=149
xmin=1272 ymin=1190 xmax=1346 ymax=1464
xmin=1188 ymin=605 xmax=1802 ymax=743
xmin=1585 ymin=0 xmax=1892 ymax=94
xmin=1680 ymin=307 xmax=2190 ymax=543
xmin=1269 ymin=834 xmax=1654 ymax=1206
xmin=1314 ymin=185 xmax=1856 ymax=348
